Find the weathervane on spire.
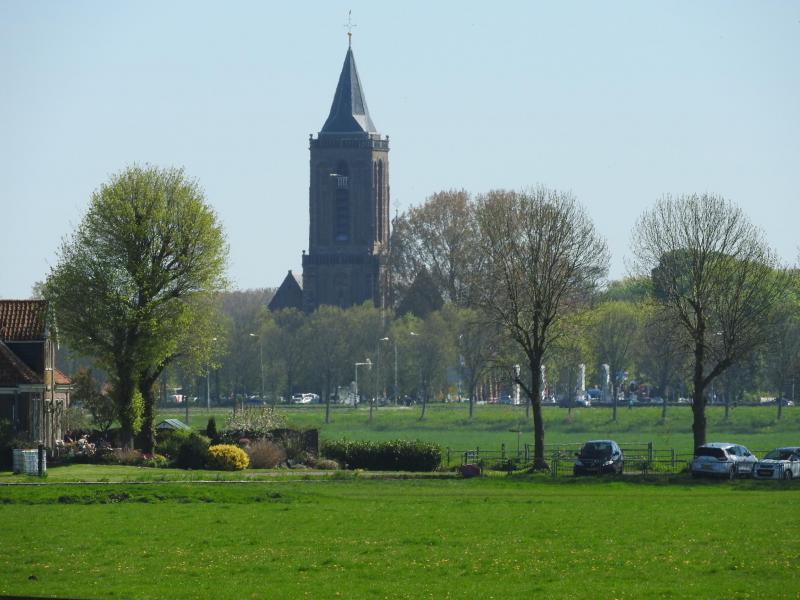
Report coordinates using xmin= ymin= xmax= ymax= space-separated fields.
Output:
xmin=344 ymin=10 xmax=357 ymax=46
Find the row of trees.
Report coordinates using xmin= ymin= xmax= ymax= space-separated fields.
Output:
xmin=47 ymin=164 xmax=794 ymax=469
xmin=391 ymin=189 xmax=790 ymax=466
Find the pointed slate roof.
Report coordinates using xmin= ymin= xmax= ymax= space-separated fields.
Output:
xmin=268 ymin=270 xmax=303 ymax=312
xmin=320 ymin=46 xmax=377 ymax=135
xmin=396 ymin=268 xmax=444 ymax=319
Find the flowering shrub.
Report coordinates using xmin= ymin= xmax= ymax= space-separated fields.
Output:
xmin=207 ymin=444 xmax=250 ymax=471
xmin=224 ymin=406 xmax=285 ymax=439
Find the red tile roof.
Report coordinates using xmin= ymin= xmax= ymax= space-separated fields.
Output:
xmin=0 ymin=341 xmax=42 ymax=386
xmin=54 ymin=368 xmax=71 ymax=385
xmin=0 ymin=300 xmax=48 ymax=341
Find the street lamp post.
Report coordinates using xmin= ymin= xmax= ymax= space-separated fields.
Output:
xmin=354 ymin=359 xmax=372 ymax=407
xmin=379 ymin=337 xmax=398 ymax=405
xmin=249 ymin=333 xmax=265 ymax=402
xmin=409 ymin=331 xmax=426 ymax=417
xmin=207 ymin=336 xmax=217 ymax=412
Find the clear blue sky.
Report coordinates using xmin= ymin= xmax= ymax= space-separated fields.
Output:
xmin=1 ymin=1 xmax=798 ymax=298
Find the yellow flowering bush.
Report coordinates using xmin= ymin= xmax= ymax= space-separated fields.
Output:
xmin=207 ymin=444 xmax=249 ymax=471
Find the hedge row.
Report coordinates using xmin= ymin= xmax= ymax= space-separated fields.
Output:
xmin=321 ymin=439 xmax=442 ymax=472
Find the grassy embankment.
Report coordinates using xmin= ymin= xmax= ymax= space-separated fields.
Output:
xmin=1 ymin=478 xmax=798 ymax=599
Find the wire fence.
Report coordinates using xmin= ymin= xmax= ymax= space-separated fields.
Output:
xmin=445 ymin=443 xmax=775 ymax=477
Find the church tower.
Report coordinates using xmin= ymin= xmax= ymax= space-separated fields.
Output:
xmin=301 ymin=43 xmax=390 ymax=313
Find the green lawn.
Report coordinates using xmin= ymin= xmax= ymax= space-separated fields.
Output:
xmin=162 ymin=403 xmax=800 ymax=461
xmin=1 ymin=478 xmax=798 ymax=599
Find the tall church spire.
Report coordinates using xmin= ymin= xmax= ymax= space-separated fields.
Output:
xmin=320 ymin=47 xmax=377 ymax=135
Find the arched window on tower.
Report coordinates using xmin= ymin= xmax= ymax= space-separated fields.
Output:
xmin=334 ymin=161 xmax=349 ymax=242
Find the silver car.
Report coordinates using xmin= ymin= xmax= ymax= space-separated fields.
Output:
xmin=754 ymin=447 xmax=800 ymax=480
xmin=690 ymin=443 xmax=758 ymax=479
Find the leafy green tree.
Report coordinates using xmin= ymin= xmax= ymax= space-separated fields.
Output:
xmin=215 ymin=290 xmax=271 ymax=406
xmin=263 ymin=308 xmax=307 ymax=401
xmin=70 ymin=368 xmax=115 ymax=433
xmin=588 ymin=301 xmax=641 ymax=420
xmin=302 ymin=305 xmax=352 ymax=423
xmin=765 ymin=298 xmax=800 ymax=420
xmin=46 ymin=165 xmax=227 ymax=448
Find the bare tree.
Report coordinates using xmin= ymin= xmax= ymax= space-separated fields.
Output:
xmin=636 ymin=304 xmax=688 ymax=419
xmin=632 ymin=193 xmax=785 ymax=449
xmin=474 ymin=188 xmax=608 ymax=469
xmin=589 ymin=300 xmax=640 ymax=420
xmin=390 ymin=190 xmax=480 ymax=307
xmin=441 ymin=304 xmax=501 ymax=419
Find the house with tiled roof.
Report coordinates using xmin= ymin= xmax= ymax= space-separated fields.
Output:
xmin=0 ymin=300 xmax=71 ymax=449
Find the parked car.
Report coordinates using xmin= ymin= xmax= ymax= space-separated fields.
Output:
xmin=753 ymin=447 xmax=800 ymax=480
xmin=291 ymin=393 xmax=319 ymax=404
xmin=573 ymin=440 xmax=624 ymax=475
xmin=690 ymin=443 xmax=757 ymax=479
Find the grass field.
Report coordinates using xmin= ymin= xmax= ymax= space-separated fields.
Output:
xmin=162 ymin=403 xmax=800 ymax=460
xmin=2 ymin=405 xmax=798 ymax=598
xmin=1 ymin=478 xmax=798 ymax=599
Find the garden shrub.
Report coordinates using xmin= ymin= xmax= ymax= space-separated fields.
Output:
xmin=156 ymin=428 xmax=192 ymax=459
xmin=206 ymin=417 xmax=219 ymax=443
xmin=141 ymin=453 xmax=169 ymax=468
xmin=246 ymin=439 xmax=285 ymax=469
xmin=312 ymin=458 xmax=340 ymax=470
xmin=176 ymin=433 xmax=211 ymax=469
xmin=207 ymin=444 xmax=249 ymax=471
xmin=321 ymin=439 xmax=442 ymax=471
xmin=112 ymin=448 xmax=143 ymax=465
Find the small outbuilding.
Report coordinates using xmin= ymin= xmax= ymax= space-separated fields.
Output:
xmin=155 ymin=418 xmax=191 ymax=431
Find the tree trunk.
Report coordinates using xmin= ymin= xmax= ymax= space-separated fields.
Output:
xmin=611 ymin=382 xmax=618 ymax=421
xmin=528 ymin=357 xmax=547 ymax=469
xmin=692 ymin=337 xmax=707 ymax=450
xmin=418 ymin=390 xmax=427 ymax=421
xmin=661 ymin=395 xmax=667 ymax=420
xmin=137 ymin=368 xmax=164 ymax=454
xmin=113 ymin=371 xmax=139 ymax=450
xmin=138 ymin=386 xmax=156 ymax=453
xmin=468 ymin=381 xmax=475 ymax=419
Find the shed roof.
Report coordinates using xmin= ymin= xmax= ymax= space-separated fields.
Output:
xmin=155 ymin=419 xmax=191 ymax=431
